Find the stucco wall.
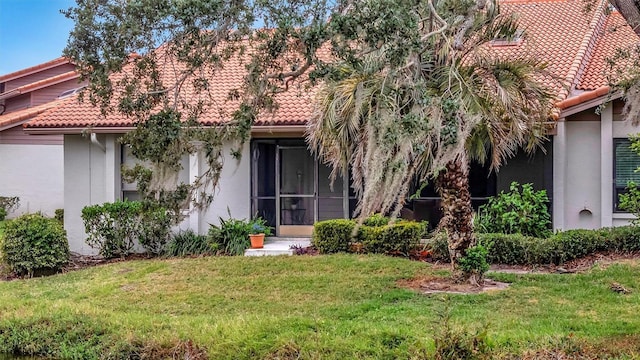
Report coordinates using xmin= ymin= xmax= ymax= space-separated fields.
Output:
xmin=0 ymin=143 xmax=63 ymax=217
xmin=62 ymin=135 xmax=250 ymax=253
xmin=564 ymin=121 xmax=602 ymax=229
xmin=197 ymin=143 xmax=251 ymax=234
xmin=64 ymin=134 xmax=107 ymax=254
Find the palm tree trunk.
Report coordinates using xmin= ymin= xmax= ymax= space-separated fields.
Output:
xmin=435 ymin=154 xmax=477 ymax=284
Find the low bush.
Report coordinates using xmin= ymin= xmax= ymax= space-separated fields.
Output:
xmin=82 ymin=201 xmax=143 ymax=258
xmin=82 ymin=201 xmax=172 ymax=258
xmin=209 ymin=216 xmax=271 ymax=255
xmin=363 ymin=213 xmax=390 ymax=227
xmin=166 ymin=230 xmax=217 ymax=257
xmin=138 ymin=207 xmax=173 ymax=256
xmin=311 ymin=219 xmax=356 ymax=254
xmin=0 ymin=213 xmax=69 ymax=276
xmin=429 ymin=226 xmax=640 ymax=266
xmin=359 ymin=221 xmax=423 ymax=255
xmin=0 ymin=208 xmax=6 ymax=222
xmin=54 ymin=209 xmax=64 ymax=224
xmin=607 ymin=225 xmax=640 ymax=252
xmin=458 ymin=245 xmax=489 ymax=281
xmin=475 ymin=182 xmax=551 ymax=238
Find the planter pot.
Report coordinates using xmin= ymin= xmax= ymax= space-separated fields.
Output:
xmin=249 ymin=233 xmax=265 ymax=248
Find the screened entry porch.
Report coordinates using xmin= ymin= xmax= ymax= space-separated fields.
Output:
xmin=249 ymin=138 xmax=535 ymax=237
xmin=251 ymin=139 xmax=356 ymax=237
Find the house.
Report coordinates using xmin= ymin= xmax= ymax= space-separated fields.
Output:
xmin=0 ymin=58 xmax=85 ymax=217
xmin=24 ymin=0 xmax=640 ymax=254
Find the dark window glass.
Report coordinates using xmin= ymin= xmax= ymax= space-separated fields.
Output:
xmin=614 ymin=139 xmax=640 ymax=211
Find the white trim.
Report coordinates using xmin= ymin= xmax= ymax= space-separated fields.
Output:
xmin=600 ymin=104 xmax=613 ymax=227
xmin=105 ymin=135 xmax=118 ymax=202
xmin=188 ymin=152 xmax=200 ymax=233
xmin=559 ymin=92 xmax=623 ymax=118
xmin=553 ymin=119 xmax=566 ymax=230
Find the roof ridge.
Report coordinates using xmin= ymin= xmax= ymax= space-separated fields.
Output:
xmin=0 ymin=71 xmax=80 ymax=100
xmin=558 ymin=0 xmax=608 ymax=101
xmin=0 ymin=57 xmax=70 ymax=83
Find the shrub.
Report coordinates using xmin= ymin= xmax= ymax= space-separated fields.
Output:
xmin=0 ymin=213 xmax=69 ymax=276
xmin=363 ymin=213 xmax=390 ymax=227
xmin=359 ymin=221 xmax=423 ymax=255
xmin=0 ymin=208 xmax=6 ymax=222
xmin=54 ymin=209 xmax=64 ymax=224
xmin=82 ymin=201 xmax=172 ymax=258
xmin=607 ymin=225 xmax=640 ymax=252
xmin=428 ymin=232 xmax=451 ymax=262
xmin=138 ymin=207 xmax=172 ymax=256
xmin=431 ymin=227 xmax=640 ymax=266
xmin=208 ymin=216 xmax=270 ymax=256
xmin=311 ymin=219 xmax=356 ymax=254
xmin=476 ymin=182 xmax=551 ymax=238
xmin=82 ymin=201 xmax=143 ymax=258
xmin=458 ymin=245 xmax=489 ymax=281
xmin=166 ymin=230 xmax=217 ymax=257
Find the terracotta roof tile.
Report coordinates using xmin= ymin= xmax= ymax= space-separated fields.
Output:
xmin=0 ymin=99 xmax=69 ymax=130
xmin=0 ymin=57 xmax=70 ymax=83
xmin=577 ymin=12 xmax=640 ymax=90
xmin=494 ymin=0 xmax=608 ymax=99
xmin=26 ymin=0 xmax=640 ymax=130
xmin=0 ymin=71 xmax=80 ymax=100
xmin=27 ymin=47 xmax=318 ymax=129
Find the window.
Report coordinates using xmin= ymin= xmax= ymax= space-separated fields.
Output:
xmin=614 ymin=139 xmax=640 ymax=211
xmin=121 ymin=145 xmax=141 ymax=201
xmin=121 ymin=144 xmax=190 ymax=202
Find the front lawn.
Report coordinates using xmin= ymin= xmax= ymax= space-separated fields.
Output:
xmin=0 ymin=255 xmax=639 ymax=359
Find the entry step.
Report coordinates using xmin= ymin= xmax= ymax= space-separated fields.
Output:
xmin=244 ymin=238 xmax=312 ymax=257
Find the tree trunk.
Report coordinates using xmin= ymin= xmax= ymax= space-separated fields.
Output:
xmin=435 ymin=154 xmax=478 ymax=284
xmin=610 ymin=0 xmax=640 ymax=36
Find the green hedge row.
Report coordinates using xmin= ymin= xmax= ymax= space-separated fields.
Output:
xmin=429 ymin=226 xmax=640 ymax=265
xmin=311 ymin=218 xmax=425 ymax=255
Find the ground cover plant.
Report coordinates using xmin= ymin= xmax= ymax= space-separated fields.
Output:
xmin=0 ymin=255 xmax=639 ymax=359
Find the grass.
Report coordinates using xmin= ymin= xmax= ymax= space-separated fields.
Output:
xmin=0 ymin=254 xmax=639 ymax=359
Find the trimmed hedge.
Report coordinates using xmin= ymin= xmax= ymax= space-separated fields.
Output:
xmin=429 ymin=226 xmax=640 ymax=265
xmin=312 ymin=218 xmax=424 ymax=255
xmin=312 ymin=219 xmax=355 ymax=254
xmin=0 ymin=213 xmax=69 ymax=276
xmin=359 ymin=221 xmax=423 ymax=255
xmin=81 ymin=201 xmax=172 ymax=258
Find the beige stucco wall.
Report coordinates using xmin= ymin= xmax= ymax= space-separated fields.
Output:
xmin=63 ymin=134 xmax=250 ymax=254
xmin=563 ymin=121 xmax=602 ymax=229
xmin=0 ymin=143 xmax=63 ymax=217
xmin=197 ymin=143 xmax=251 ymax=234
xmin=64 ymin=134 xmax=107 ymax=254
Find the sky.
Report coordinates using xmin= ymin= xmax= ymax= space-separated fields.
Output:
xmin=0 ymin=0 xmax=76 ymax=75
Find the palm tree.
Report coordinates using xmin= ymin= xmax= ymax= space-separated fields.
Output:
xmin=307 ymin=0 xmax=553 ymax=283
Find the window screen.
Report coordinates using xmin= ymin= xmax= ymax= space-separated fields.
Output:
xmin=614 ymin=139 xmax=640 ymax=211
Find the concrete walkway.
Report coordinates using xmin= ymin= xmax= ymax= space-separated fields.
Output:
xmin=244 ymin=237 xmax=311 ymax=256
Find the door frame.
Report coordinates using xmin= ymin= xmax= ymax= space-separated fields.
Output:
xmin=251 ymin=139 xmax=352 ymax=237
xmin=276 ymin=145 xmax=317 ymax=236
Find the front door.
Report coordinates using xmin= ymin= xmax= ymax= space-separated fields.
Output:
xmin=278 ymin=146 xmax=315 ymax=236
xmin=251 ymin=140 xmax=351 ymax=237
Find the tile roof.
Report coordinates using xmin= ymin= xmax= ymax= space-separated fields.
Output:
xmin=0 ymin=99 xmax=69 ymax=130
xmin=577 ymin=11 xmax=640 ymax=90
xmin=495 ymin=0 xmax=608 ymax=99
xmin=0 ymin=71 xmax=80 ymax=100
xmin=25 ymin=0 xmax=640 ymax=130
xmin=0 ymin=57 xmax=70 ymax=83
xmin=27 ymin=49 xmax=317 ymax=130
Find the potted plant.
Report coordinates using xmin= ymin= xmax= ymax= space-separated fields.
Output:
xmin=248 ymin=218 xmax=272 ymax=249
